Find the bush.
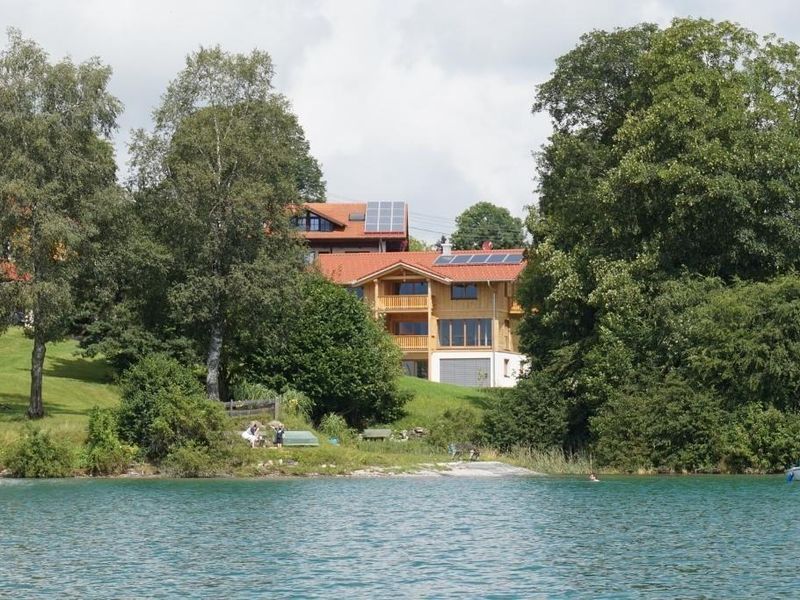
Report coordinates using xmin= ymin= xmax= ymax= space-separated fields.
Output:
xmin=481 ymin=373 xmax=570 ymax=452
xmin=82 ymin=407 xmax=135 ymax=475
xmin=720 ymin=404 xmax=800 ymax=473
xmin=428 ymin=407 xmax=480 ymax=451
xmin=161 ymin=442 xmax=221 ymax=477
xmin=592 ymin=375 xmax=724 ymax=472
xmin=236 ymin=274 xmax=408 ymax=427
xmin=5 ymin=427 xmax=76 ymax=478
xmin=118 ymin=354 xmax=228 ymax=461
xmin=319 ymin=413 xmax=353 ymax=443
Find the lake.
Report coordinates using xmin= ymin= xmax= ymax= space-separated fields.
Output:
xmin=0 ymin=474 xmax=797 ymax=598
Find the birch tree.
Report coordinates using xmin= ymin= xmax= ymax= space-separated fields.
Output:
xmin=0 ymin=30 xmax=119 ymax=417
xmin=130 ymin=47 xmax=324 ymax=400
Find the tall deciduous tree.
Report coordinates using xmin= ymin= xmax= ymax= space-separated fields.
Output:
xmin=130 ymin=46 xmax=324 ymax=399
xmin=450 ymin=202 xmax=525 ymax=250
xmin=0 ymin=30 xmax=120 ymax=418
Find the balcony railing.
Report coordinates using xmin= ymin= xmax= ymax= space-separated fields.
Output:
xmin=393 ymin=335 xmax=428 ymax=350
xmin=378 ymin=295 xmax=429 ymax=311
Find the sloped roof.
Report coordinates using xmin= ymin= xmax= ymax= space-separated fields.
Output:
xmin=316 ymin=250 xmax=526 ymax=285
xmin=302 ymin=202 xmax=408 ymax=240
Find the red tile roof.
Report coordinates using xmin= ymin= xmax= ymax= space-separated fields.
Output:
xmin=317 ymin=250 xmax=526 ymax=285
xmin=302 ymin=202 xmax=408 ymax=240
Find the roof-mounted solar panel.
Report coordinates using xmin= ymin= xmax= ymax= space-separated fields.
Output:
xmin=468 ymin=254 xmax=490 ymax=264
xmin=450 ymin=255 xmax=471 ymax=264
xmin=486 ymin=254 xmax=506 ymax=264
xmin=503 ymin=254 xmax=524 ymax=264
xmin=364 ymin=201 xmax=406 ymax=232
xmin=434 ymin=255 xmax=456 ymax=265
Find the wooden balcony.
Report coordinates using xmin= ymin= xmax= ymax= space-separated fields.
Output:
xmin=393 ymin=335 xmax=428 ymax=351
xmin=378 ymin=295 xmax=429 ymax=312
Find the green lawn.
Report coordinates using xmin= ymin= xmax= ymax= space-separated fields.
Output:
xmin=392 ymin=375 xmax=491 ymax=429
xmin=0 ymin=327 xmax=120 ymax=445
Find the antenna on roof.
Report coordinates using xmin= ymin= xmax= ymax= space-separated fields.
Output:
xmin=481 ymin=240 xmax=493 ymax=251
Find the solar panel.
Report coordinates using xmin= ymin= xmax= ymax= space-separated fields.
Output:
xmin=434 ymin=253 xmax=524 ymax=266
xmin=364 ymin=201 xmax=406 ymax=232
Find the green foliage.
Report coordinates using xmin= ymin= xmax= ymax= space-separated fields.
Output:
xmin=509 ymin=18 xmax=800 ymax=472
xmin=319 ymin=413 xmax=353 ymax=443
xmin=482 ymin=374 xmax=570 ymax=452
xmin=4 ymin=426 xmax=76 ymax=477
xmin=428 ymin=407 xmax=481 ymax=451
xmin=82 ymin=407 xmax=134 ymax=476
xmin=450 ymin=202 xmax=525 ymax=250
xmin=238 ymin=274 xmax=408 ymax=426
xmin=118 ymin=354 xmax=227 ymax=461
xmin=0 ymin=29 xmax=120 ymax=416
xmin=720 ymin=404 xmax=800 ymax=473
xmin=162 ymin=442 xmax=222 ymax=478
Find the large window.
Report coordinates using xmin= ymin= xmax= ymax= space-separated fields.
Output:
xmin=395 ymin=321 xmax=428 ymax=335
xmin=394 ymin=281 xmax=428 ymax=295
xmin=451 ymin=283 xmax=478 ymax=300
xmin=438 ymin=319 xmax=492 ymax=347
xmin=291 ymin=213 xmax=334 ymax=232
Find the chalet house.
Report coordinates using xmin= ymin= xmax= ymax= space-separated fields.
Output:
xmin=293 ymin=201 xmax=408 ymax=255
xmin=317 ymin=246 xmax=527 ymax=387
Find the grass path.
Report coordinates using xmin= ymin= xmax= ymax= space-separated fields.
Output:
xmin=0 ymin=328 xmax=120 ymax=445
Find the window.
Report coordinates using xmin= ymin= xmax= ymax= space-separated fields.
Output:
xmin=395 ymin=281 xmax=427 ymax=295
xmin=438 ymin=319 xmax=492 ymax=347
xmin=402 ymin=360 xmax=428 ymax=379
xmin=291 ymin=212 xmax=334 ymax=232
xmin=347 ymin=286 xmax=364 ymax=300
xmin=451 ymin=283 xmax=478 ymax=300
xmin=395 ymin=322 xmax=427 ymax=335
xmin=504 ymin=359 xmax=510 ymax=378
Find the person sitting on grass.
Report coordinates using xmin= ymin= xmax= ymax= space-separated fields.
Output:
xmin=241 ymin=422 xmax=261 ymax=448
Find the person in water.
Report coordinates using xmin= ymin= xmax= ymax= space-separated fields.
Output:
xmin=589 ymin=472 xmax=599 ymax=482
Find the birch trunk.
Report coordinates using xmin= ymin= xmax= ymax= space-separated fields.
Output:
xmin=28 ymin=333 xmax=46 ymax=418
xmin=206 ymin=321 xmax=223 ymax=400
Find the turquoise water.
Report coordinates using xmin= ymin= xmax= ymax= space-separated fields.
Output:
xmin=0 ymin=475 xmax=797 ymax=598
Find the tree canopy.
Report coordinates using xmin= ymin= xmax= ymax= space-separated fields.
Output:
xmin=450 ymin=202 xmax=525 ymax=250
xmin=501 ymin=18 xmax=800 ymax=471
xmin=0 ymin=29 xmax=120 ymax=417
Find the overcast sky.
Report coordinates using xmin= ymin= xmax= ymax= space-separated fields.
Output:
xmin=2 ymin=1 xmax=799 ymax=241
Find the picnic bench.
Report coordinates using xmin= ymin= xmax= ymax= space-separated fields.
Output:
xmin=282 ymin=430 xmax=319 ymax=447
xmin=360 ymin=428 xmax=392 ymax=441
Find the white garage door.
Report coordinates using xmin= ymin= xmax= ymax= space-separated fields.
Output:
xmin=440 ymin=358 xmax=491 ymax=387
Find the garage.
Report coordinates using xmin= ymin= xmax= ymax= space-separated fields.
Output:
xmin=439 ymin=358 xmax=491 ymax=387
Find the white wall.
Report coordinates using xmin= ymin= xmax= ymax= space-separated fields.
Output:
xmin=430 ymin=350 xmax=525 ymax=388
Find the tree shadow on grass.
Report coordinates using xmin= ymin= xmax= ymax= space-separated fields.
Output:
xmin=44 ymin=356 xmax=114 ymax=384
xmin=0 ymin=392 xmax=95 ymax=422
xmin=463 ymin=391 xmax=493 ymax=410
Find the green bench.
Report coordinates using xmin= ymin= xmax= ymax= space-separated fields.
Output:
xmin=360 ymin=428 xmax=392 ymax=440
xmin=282 ymin=430 xmax=319 ymax=447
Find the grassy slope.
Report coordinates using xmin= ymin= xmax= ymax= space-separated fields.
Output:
xmin=0 ymin=327 xmax=500 ymax=472
xmin=0 ymin=328 xmax=119 ymax=445
xmin=393 ymin=376 xmax=491 ymax=429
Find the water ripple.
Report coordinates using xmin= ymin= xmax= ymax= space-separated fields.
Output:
xmin=0 ymin=476 xmax=798 ymax=598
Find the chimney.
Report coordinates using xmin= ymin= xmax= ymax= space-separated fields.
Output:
xmin=441 ymin=241 xmax=452 ymax=255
